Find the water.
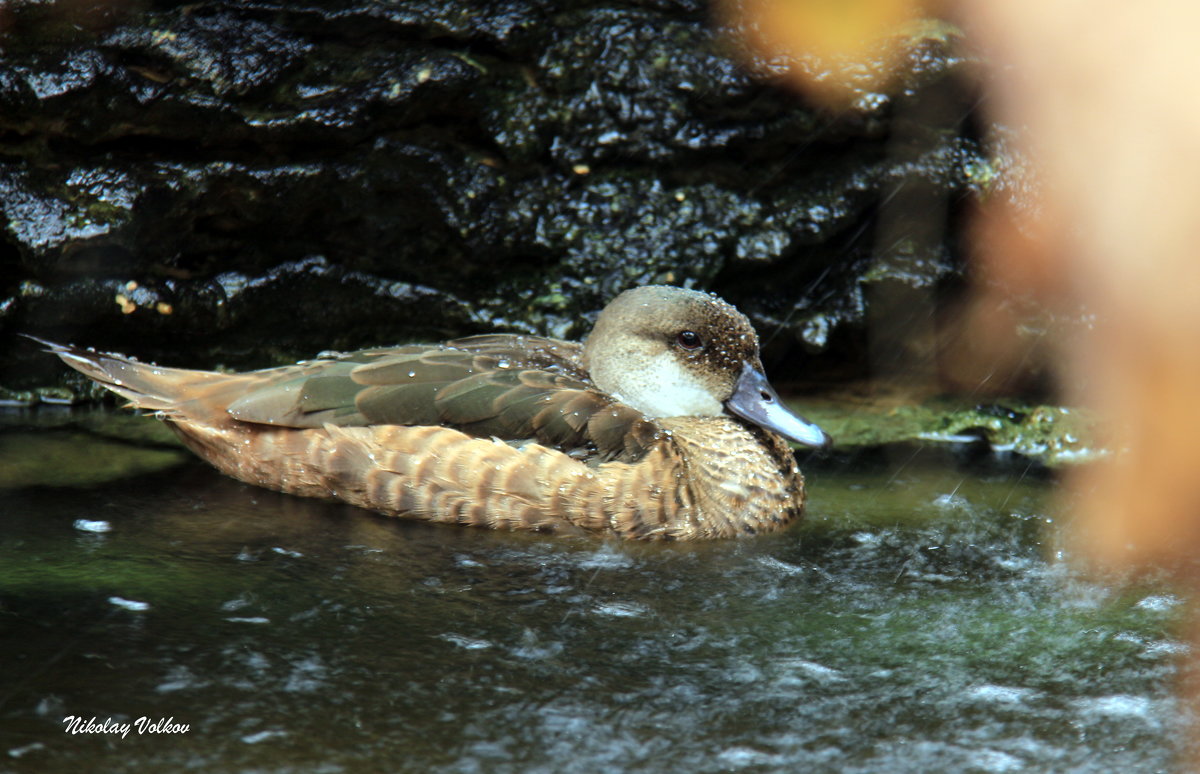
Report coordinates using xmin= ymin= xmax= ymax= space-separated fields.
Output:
xmin=0 ymin=409 xmax=1189 ymax=772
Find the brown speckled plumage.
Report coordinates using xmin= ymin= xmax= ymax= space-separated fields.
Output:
xmin=37 ymin=285 xmax=829 ymax=540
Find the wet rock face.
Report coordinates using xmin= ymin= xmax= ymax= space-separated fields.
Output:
xmin=0 ymin=0 xmax=987 ymax=394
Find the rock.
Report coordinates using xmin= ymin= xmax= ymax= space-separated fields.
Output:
xmin=0 ymin=1 xmax=994 ymax=396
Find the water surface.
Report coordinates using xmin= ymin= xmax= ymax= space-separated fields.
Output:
xmin=0 ymin=409 xmax=1189 ymax=772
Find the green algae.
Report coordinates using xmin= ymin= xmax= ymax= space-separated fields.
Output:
xmin=791 ymin=393 xmax=1101 ymax=467
xmin=0 ymin=430 xmax=186 ymax=489
xmin=0 ymin=410 xmax=185 ymax=489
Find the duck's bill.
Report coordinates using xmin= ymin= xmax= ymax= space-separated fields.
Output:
xmin=726 ymin=363 xmax=833 ymax=450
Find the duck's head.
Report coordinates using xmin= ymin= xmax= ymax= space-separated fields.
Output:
xmin=583 ymin=285 xmax=832 ymax=449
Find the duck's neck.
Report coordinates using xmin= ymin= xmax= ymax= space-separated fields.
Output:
xmin=657 ymin=416 xmax=805 ymax=537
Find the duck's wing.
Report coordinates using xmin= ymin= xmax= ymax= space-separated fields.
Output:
xmin=225 ymin=336 xmax=661 ymax=463
xmin=442 ymin=334 xmax=587 ymax=379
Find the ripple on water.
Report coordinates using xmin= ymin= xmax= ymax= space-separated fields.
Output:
xmin=282 ymin=654 xmax=328 ymax=693
xmin=754 ymin=555 xmax=806 ymax=576
xmin=242 ymin=729 xmax=288 ymax=745
xmin=716 ymin=746 xmax=785 ymax=768
xmin=1136 ymin=594 xmax=1182 ymax=613
xmin=1074 ymin=694 xmax=1160 ymax=723
xmin=592 ymin=601 xmax=649 ymax=618
xmin=107 ymin=596 xmax=149 ymax=611
xmin=965 ymin=748 xmax=1026 ymax=773
xmin=155 ymin=665 xmax=204 ymax=694
xmin=440 ymin=634 xmax=494 ymax=651
xmin=771 ymin=657 xmax=846 ymax=684
xmin=573 ymin=544 xmax=636 ymax=570
xmin=965 ymin=684 xmax=1039 ymax=704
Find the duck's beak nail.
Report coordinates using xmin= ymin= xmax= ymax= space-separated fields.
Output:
xmin=725 ymin=363 xmax=832 ymax=450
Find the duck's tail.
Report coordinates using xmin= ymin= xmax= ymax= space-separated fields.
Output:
xmin=26 ymin=335 xmax=240 ymax=422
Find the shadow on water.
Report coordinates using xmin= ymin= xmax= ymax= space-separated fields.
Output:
xmin=0 ymin=410 xmax=1191 ymax=772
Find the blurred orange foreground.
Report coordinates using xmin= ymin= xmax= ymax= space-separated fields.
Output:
xmin=731 ymin=0 xmax=1200 ymax=760
xmin=966 ymin=1 xmax=1200 ymax=578
xmin=730 ymin=0 xmax=1200 ymax=576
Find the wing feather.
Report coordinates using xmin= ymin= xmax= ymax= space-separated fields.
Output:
xmin=219 ymin=335 xmax=661 ymax=462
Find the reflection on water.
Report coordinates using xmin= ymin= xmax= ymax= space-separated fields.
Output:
xmin=0 ymin=410 xmax=1189 ymax=772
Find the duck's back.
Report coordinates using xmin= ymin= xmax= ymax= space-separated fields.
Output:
xmin=56 ymin=335 xmax=649 ymax=461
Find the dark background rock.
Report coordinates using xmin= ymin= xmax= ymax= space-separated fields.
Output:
xmin=0 ymin=0 xmax=993 ymax=401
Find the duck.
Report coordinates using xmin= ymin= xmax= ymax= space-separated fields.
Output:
xmin=35 ymin=285 xmax=831 ymax=540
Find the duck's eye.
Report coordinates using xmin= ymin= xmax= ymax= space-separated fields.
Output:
xmin=675 ymin=330 xmax=703 ymax=350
